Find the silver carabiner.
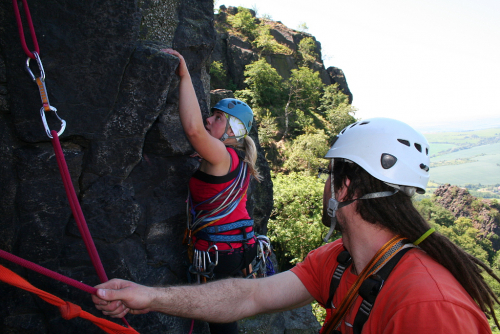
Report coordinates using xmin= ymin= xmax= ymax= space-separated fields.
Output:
xmin=25 ymin=52 xmax=45 ymax=82
xmin=207 ymin=244 xmax=218 ymax=267
xmin=26 ymin=52 xmax=65 ymax=138
xmin=40 ymin=106 xmax=66 ymax=138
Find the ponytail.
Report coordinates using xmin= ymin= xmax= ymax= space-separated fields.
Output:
xmin=232 ymin=136 xmax=262 ymax=182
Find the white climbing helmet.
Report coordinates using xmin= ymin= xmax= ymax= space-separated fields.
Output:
xmin=325 ymin=118 xmax=430 ymax=195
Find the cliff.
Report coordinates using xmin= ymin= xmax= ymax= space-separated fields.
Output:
xmin=211 ymin=5 xmax=353 ymax=103
xmin=0 ymin=1 xmax=321 ymax=333
xmin=434 ymin=185 xmax=500 ymax=250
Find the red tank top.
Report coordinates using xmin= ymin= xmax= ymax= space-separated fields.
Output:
xmin=188 ymin=147 xmax=254 ymax=251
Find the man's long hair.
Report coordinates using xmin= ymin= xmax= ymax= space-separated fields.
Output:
xmin=332 ymin=158 xmax=500 ymax=327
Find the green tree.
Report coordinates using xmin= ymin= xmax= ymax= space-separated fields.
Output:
xmin=268 ymin=172 xmax=332 ymax=270
xmin=283 ymin=67 xmax=323 ymax=137
xmin=414 ymin=198 xmax=455 ymax=227
xmin=439 ymin=217 xmax=495 ymax=264
xmin=253 ymin=24 xmax=293 ymax=55
xmin=257 ymin=110 xmax=279 ymax=146
xmin=227 ymin=7 xmax=257 ymax=37
xmin=297 ymin=22 xmax=309 ymax=32
xmin=319 ymin=83 xmax=357 ymax=137
xmin=283 ymin=130 xmax=330 ymax=174
xmin=298 ymin=37 xmax=318 ymax=64
xmin=242 ymin=58 xmax=285 ymax=108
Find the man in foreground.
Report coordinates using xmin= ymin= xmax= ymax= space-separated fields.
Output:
xmin=94 ymin=118 xmax=498 ymax=333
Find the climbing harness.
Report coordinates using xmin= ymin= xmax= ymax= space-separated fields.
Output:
xmin=186 ymin=157 xmax=250 ymax=236
xmin=322 ymin=236 xmax=414 ymax=334
xmin=184 ymin=148 xmax=274 ymax=281
xmin=5 ymin=1 xmax=134 ymax=331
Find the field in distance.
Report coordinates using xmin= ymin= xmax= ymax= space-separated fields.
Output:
xmin=423 ymin=127 xmax=500 ymax=198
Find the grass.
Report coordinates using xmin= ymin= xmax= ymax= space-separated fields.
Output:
xmin=423 ymin=128 xmax=500 ymax=186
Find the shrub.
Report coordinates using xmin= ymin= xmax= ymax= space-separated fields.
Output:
xmin=227 ymin=7 xmax=257 ymax=37
xmin=268 ymin=172 xmax=332 ymax=270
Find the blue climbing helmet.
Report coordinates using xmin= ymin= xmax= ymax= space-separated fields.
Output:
xmin=212 ymin=98 xmax=253 ymax=142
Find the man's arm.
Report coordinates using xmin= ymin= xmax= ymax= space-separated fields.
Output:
xmin=93 ymin=271 xmax=314 ymax=322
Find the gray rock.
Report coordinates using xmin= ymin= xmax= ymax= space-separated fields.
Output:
xmin=0 ymin=1 xmax=321 ymax=333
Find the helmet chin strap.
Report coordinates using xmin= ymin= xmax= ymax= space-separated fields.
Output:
xmin=323 ymin=167 xmax=337 ymax=242
xmin=323 ymin=164 xmax=398 ymax=243
xmin=219 ymin=116 xmax=245 ymax=142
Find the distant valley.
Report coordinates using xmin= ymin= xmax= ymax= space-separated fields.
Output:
xmin=423 ymin=127 xmax=500 ymax=198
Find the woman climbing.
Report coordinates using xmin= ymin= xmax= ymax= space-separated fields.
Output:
xmin=162 ymin=49 xmax=263 ymax=334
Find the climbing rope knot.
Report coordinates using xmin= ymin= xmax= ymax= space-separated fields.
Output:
xmin=59 ymin=301 xmax=82 ymax=320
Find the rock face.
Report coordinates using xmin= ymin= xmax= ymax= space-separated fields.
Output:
xmin=434 ymin=185 xmax=500 ymax=250
xmin=0 ymin=1 xmax=320 ymax=333
xmin=212 ymin=6 xmax=353 ymax=102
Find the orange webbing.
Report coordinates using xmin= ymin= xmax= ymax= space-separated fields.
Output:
xmin=323 ymin=236 xmax=406 ymax=333
xmin=0 ymin=265 xmax=139 ymax=334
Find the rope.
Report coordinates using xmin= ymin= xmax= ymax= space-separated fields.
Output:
xmin=323 ymin=236 xmax=407 ymax=333
xmin=51 ymin=130 xmax=108 ymax=284
xmin=188 ymin=161 xmax=250 ymax=233
xmin=12 ymin=0 xmax=39 ymax=59
xmin=0 ymin=248 xmax=96 ymax=295
xmin=0 ymin=265 xmax=138 ymax=334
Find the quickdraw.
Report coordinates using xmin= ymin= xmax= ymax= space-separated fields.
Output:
xmin=247 ymin=235 xmax=274 ymax=278
xmin=5 ymin=1 xmax=134 ymax=331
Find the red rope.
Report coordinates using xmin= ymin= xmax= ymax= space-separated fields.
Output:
xmin=12 ymin=0 xmax=39 ymax=59
xmin=51 ymin=131 xmax=131 ymax=328
xmin=0 ymin=248 xmax=97 ymax=295
xmin=51 ymin=130 xmax=108 ymax=283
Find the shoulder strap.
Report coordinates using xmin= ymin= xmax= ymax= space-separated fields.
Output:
xmin=352 ymin=247 xmax=412 ymax=334
xmin=326 ymin=250 xmax=352 ymax=309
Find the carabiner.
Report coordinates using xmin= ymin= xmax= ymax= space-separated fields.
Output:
xmin=207 ymin=244 xmax=218 ymax=267
xmin=40 ymin=106 xmax=66 ymax=138
xmin=25 ymin=51 xmax=45 ymax=82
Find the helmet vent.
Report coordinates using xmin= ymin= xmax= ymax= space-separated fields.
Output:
xmin=381 ymin=153 xmax=397 ymax=169
xmin=426 ymin=148 xmax=429 ymax=155
xmin=227 ymin=102 xmax=235 ymax=109
xmin=397 ymin=139 xmax=410 ymax=147
xmin=359 ymin=121 xmax=370 ymax=125
xmin=349 ymin=122 xmax=359 ymax=128
xmin=414 ymin=143 xmax=422 ymax=152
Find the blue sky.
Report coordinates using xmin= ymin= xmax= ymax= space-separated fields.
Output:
xmin=218 ymin=0 xmax=500 ymax=132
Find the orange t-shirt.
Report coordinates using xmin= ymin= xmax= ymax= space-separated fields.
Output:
xmin=291 ymin=239 xmax=491 ymax=334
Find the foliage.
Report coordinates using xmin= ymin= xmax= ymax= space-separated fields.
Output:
xmin=256 ymin=110 xmax=279 ymax=146
xmin=283 ymin=131 xmax=330 ymax=174
xmin=312 ymin=301 xmax=326 ymax=327
xmin=413 ymin=198 xmax=455 ymax=227
xmin=298 ymin=37 xmax=318 ymax=64
xmin=438 ymin=217 xmax=495 ymax=264
xmin=297 ymin=22 xmax=309 ymax=32
xmin=288 ymin=67 xmax=323 ymax=111
xmin=268 ymin=172 xmax=332 ymax=270
xmin=209 ymin=61 xmax=225 ymax=82
xmin=319 ymin=84 xmax=357 ymax=138
xmin=226 ymin=7 xmax=257 ymax=37
xmin=253 ymin=24 xmax=293 ymax=55
xmin=242 ymin=58 xmax=285 ymax=108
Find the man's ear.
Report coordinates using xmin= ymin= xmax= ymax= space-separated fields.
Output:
xmin=338 ymin=178 xmax=351 ymax=202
